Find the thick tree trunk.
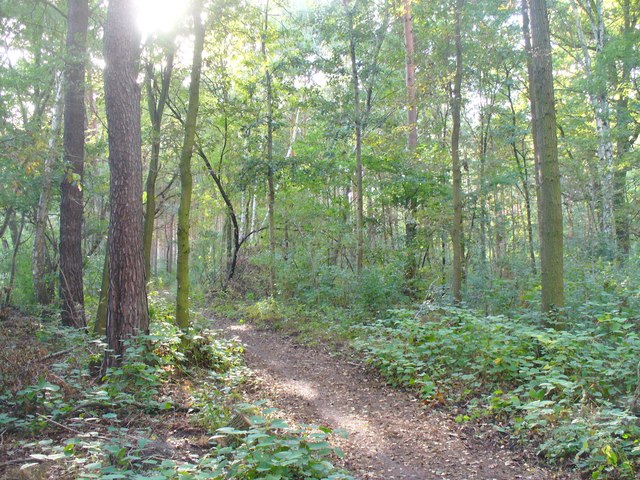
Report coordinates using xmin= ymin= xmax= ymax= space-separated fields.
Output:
xmin=33 ymin=76 xmax=63 ymax=306
xmin=102 ymin=0 xmax=149 ymax=372
xmin=143 ymin=51 xmax=174 ymax=281
xmin=528 ymin=0 xmax=564 ymax=312
xmin=59 ymin=0 xmax=88 ymax=328
xmin=451 ymin=0 xmax=465 ymax=304
xmin=344 ymin=0 xmax=364 ymax=275
xmin=176 ymin=0 xmax=205 ymax=329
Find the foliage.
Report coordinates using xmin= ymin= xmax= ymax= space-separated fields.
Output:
xmin=0 ymin=299 xmax=349 ymax=479
xmin=212 ymin=412 xmax=351 ymax=480
xmin=354 ymin=305 xmax=640 ymax=478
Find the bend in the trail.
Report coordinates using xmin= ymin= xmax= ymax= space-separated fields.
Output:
xmin=214 ymin=316 xmax=575 ymax=480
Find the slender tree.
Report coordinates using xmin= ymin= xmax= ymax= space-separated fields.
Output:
xmin=261 ymin=0 xmax=277 ymax=294
xmin=343 ymin=0 xmax=364 ymax=275
xmin=59 ymin=0 xmax=88 ymax=328
xmin=176 ymin=0 xmax=205 ymax=329
xmin=451 ymin=0 xmax=465 ymax=304
xmin=32 ymin=75 xmax=63 ymax=306
xmin=403 ymin=0 xmax=418 ymax=283
xmin=102 ymin=0 xmax=149 ymax=371
xmin=143 ymin=49 xmax=175 ymax=280
xmin=612 ymin=0 xmax=638 ymax=259
xmin=570 ymin=0 xmax=615 ymax=235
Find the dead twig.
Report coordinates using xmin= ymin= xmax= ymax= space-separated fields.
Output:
xmin=0 ymin=457 xmax=40 ymax=469
xmin=39 ymin=344 xmax=82 ymax=362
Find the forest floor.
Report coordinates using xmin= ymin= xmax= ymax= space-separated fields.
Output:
xmin=212 ymin=314 xmax=577 ymax=480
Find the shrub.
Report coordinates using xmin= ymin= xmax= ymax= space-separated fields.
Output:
xmin=355 ymin=305 xmax=640 ymax=478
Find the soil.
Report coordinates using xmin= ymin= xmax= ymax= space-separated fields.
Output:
xmin=214 ymin=316 xmax=577 ymax=480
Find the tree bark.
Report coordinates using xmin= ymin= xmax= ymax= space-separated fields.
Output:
xmin=102 ymin=0 xmax=149 ymax=372
xmin=527 ymin=0 xmax=564 ymax=312
xmin=59 ymin=0 xmax=88 ymax=328
xmin=451 ymin=0 xmax=465 ymax=304
xmin=176 ymin=0 xmax=205 ymax=329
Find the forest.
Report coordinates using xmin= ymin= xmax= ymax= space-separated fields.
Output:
xmin=0 ymin=0 xmax=639 ymax=478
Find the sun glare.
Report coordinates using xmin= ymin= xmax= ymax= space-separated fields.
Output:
xmin=136 ymin=0 xmax=188 ymax=36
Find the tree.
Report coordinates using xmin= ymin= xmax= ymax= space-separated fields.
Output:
xmin=176 ymin=0 xmax=205 ymax=329
xmin=402 ymin=0 xmax=419 ymax=285
xmin=262 ymin=0 xmax=277 ymax=294
xmin=32 ymin=75 xmax=63 ymax=306
xmin=143 ymin=48 xmax=175 ymax=280
xmin=102 ymin=0 xmax=149 ymax=371
xmin=451 ymin=0 xmax=465 ymax=304
xmin=343 ymin=0 xmax=364 ymax=276
xmin=612 ymin=0 xmax=639 ymax=259
xmin=570 ymin=0 xmax=615 ymax=236
xmin=59 ymin=0 xmax=88 ymax=328
xmin=526 ymin=0 xmax=564 ymax=312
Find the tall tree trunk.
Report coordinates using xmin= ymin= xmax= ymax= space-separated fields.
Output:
xmin=262 ymin=1 xmax=277 ymax=294
xmin=143 ymin=50 xmax=174 ymax=281
xmin=176 ymin=0 xmax=205 ymax=329
xmin=521 ymin=0 xmax=542 ymax=205
xmin=478 ymin=107 xmax=488 ymax=268
xmin=344 ymin=0 xmax=364 ymax=275
xmin=451 ymin=0 xmax=465 ymax=304
xmin=59 ymin=0 xmax=88 ymax=328
xmin=527 ymin=0 xmax=564 ymax=312
xmin=33 ymin=75 xmax=63 ymax=306
xmin=102 ymin=0 xmax=149 ymax=372
xmin=613 ymin=0 xmax=636 ymax=259
xmin=166 ymin=216 xmax=174 ymax=274
xmin=403 ymin=0 xmax=418 ymax=285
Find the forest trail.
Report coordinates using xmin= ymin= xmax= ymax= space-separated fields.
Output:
xmin=214 ymin=316 xmax=571 ymax=480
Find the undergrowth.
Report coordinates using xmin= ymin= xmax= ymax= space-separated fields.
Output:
xmin=354 ymin=304 xmax=640 ymax=479
xmin=0 ymin=297 xmax=352 ymax=479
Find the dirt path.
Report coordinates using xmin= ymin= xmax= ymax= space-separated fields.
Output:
xmin=215 ymin=317 xmax=572 ymax=480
